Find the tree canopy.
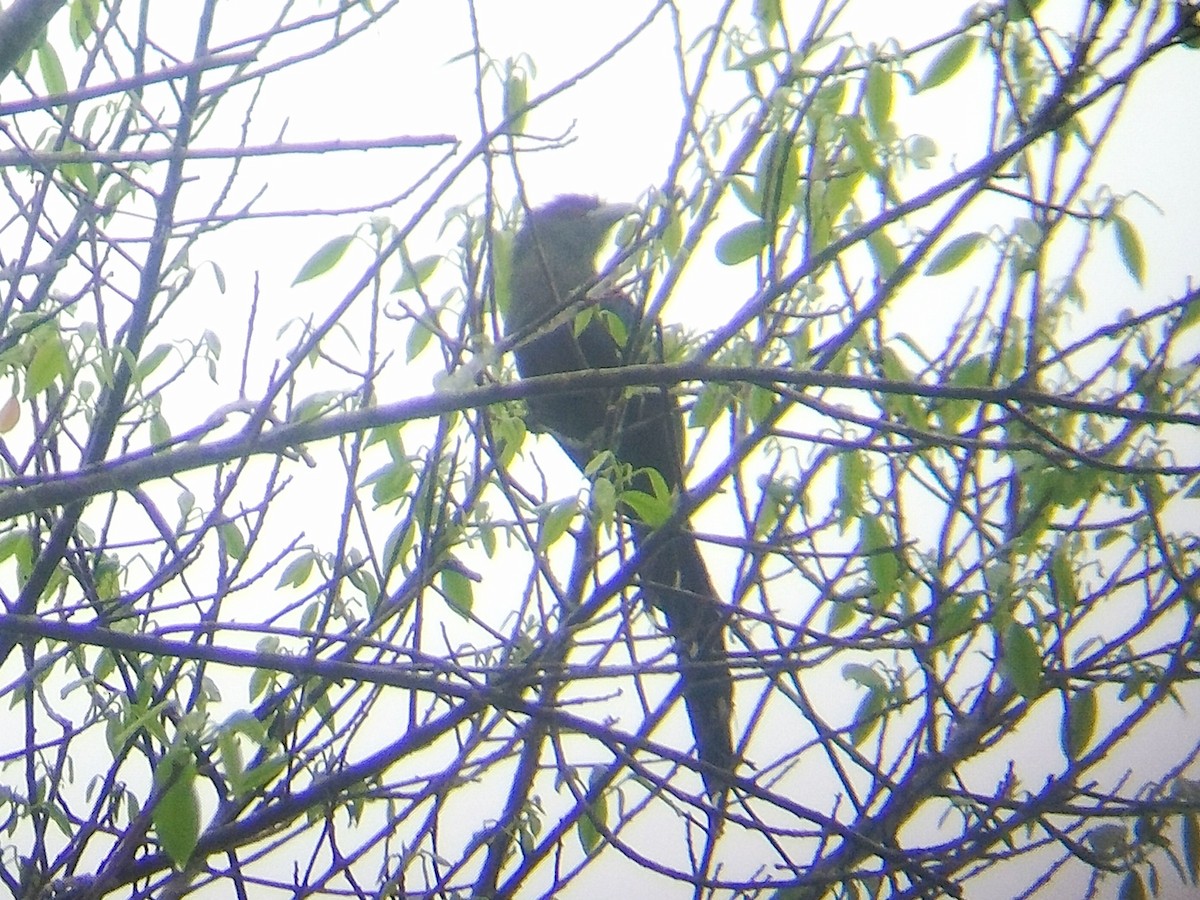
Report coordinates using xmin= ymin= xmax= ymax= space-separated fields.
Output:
xmin=0 ymin=1 xmax=1198 ymax=897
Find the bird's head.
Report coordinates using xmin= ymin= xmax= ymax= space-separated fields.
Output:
xmin=507 ymin=195 xmax=637 ymax=332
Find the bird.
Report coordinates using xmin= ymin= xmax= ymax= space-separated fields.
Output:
xmin=503 ymin=194 xmax=734 ymax=801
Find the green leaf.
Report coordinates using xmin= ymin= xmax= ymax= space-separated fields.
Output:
xmin=135 ymin=343 xmax=173 ymax=383
xmin=1178 ymin=293 xmax=1200 ymax=335
xmin=25 ymin=332 xmax=69 ymax=397
xmin=841 ymin=116 xmax=880 ymax=178
xmin=925 ymin=232 xmax=986 ymax=275
xmin=753 ymin=0 xmax=781 ymax=31
xmin=70 ymin=0 xmax=102 ymax=47
xmin=1060 ymin=686 xmax=1097 ymax=759
xmin=1002 ymin=622 xmax=1043 ymax=699
xmin=37 ymin=43 xmax=68 ymax=96
xmin=935 ymin=595 xmax=978 ymax=645
xmin=440 ymin=566 xmax=474 ymax=619
xmin=866 ymin=229 xmax=900 ymax=278
xmin=1006 ymin=0 xmax=1045 ymax=22
xmin=392 ymin=255 xmax=440 ymax=293
xmin=859 ymin=516 xmax=899 ymax=607
xmin=939 ymin=354 xmax=988 ymax=429
xmin=292 ymin=390 xmax=340 ymax=423
xmin=503 ymin=65 xmax=529 ymax=134
xmin=865 ymin=63 xmax=893 ymax=136
xmin=576 ymin=773 xmax=608 ymax=855
xmin=715 ymin=221 xmax=768 ymax=265
xmin=406 ymin=321 xmax=434 ymax=362
xmin=878 ymin=348 xmax=926 ymax=426
xmin=836 ymin=450 xmax=866 ymax=531
xmin=153 ymin=754 xmax=201 ymax=867
xmin=918 ymin=35 xmax=975 ymax=91
xmin=149 ymin=413 xmax=171 ymax=447
xmin=1050 ymin=546 xmax=1077 ymax=611
xmin=843 ymin=662 xmax=886 ymax=691
xmin=366 ymin=458 xmax=414 ymax=506
xmin=0 ymin=530 xmax=31 ymax=566
xmin=689 ymin=384 xmax=728 ymax=429
xmin=277 ymin=552 xmax=315 ymax=589
xmin=239 ymin=754 xmax=287 ymax=794
xmin=217 ymin=727 xmax=246 ymax=796
xmin=218 ymin=522 xmax=246 ymax=563
xmin=755 ymin=131 xmax=800 ymax=224
xmin=60 ymin=140 xmax=98 ymax=196
xmin=1112 ymin=215 xmax=1145 ymax=285
xmin=622 ymin=488 xmax=672 ymax=530
xmin=538 ymin=499 xmax=576 ymax=551
xmin=292 ymin=234 xmax=354 ymax=285
xmin=844 ymin=664 xmax=888 ymax=746
xmin=730 ymin=176 xmax=761 ymax=217
xmin=826 ymin=595 xmax=857 ymax=633
xmin=747 ymin=384 xmax=775 ymax=425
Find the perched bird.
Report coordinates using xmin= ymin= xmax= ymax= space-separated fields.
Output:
xmin=504 ymin=194 xmax=734 ymax=800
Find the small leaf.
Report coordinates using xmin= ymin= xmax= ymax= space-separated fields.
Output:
xmin=841 ymin=116 xmax=880 ymax=178
xmin=538 ymin=500 xmax=576 ymax=551
xmin=715 ymin=221 xmax=768 ymax=265
xmin=1112 ymin=215 xmax=1145 ymax=285
xmin=865 ymin=63 xmax=893 ymax=136
xmin=37 ymin=43 xmax=68 ymax=96
xmin=218 ymin=727 xmax=246 ymax=796
xmin=935 ymin=595 xmax=978 ymax=645
xmin=1050 ymin=546 xmax=1077 ymax=611
xmin=441 ymin=566 xmax=474 ymax=619
xmin=577 ymin=770 xmax=608 ymax=855
xmin=25 ymin=333 xmax=69 ymax=397
xmin=367 ymin=459 xmax=414 ymax=506
xmin=918 ymin=35 xmax=975 ymax=91
xmin=277 ymin=552 xmax=315 ymax=589
xmin=219 ymin=522 xmax=246 ymax=563
xmin=392 ymin=255 xmax=440 ymax=293
xmin=689 ymin=384 xmax=728 ymax=429
xmin=292 ymin=390 xmax=340 ymax=422
xmin=292 ymin=234 xmax=354 ymax=285
xmin=866 ymin=229 xmax=900 ymax=278
xmin=1006 ymin=0 xmax=1045 ymax=22
xmin=859 ymin=516 xmax=899 ymax=607
xmin=844 ymin=667 xmax=888 ymax=746
xmin=503 ymin=66 xmax=529 ymax=134
xmin=1002 ymin=622 xmax=1043 ymax=699
xmin=925 ymin=232 xmax=986 ymax=275
xmin=746 ymin=384 xmax=775 ymax=426
xmin=153 ymin=754 xmax=200 ymax=867
xmin=1060 ymin=686 xmax=1097 ymax=759
xmin=836 ymin=450 xmax=866 ymax=531
xmin=939 ymin=355 xmax=988 ymax=429
xmin=135 ymin=344 xmax=173 ymax=383
xmin=755 ymin=131 xmax=800 ymax=223
xmin=0 ymin=395 xmax=19 ymax=433
xmin=753 ymin=0 xmax=781 ymax=31
xmin=149 ymin=413 xmax=171 ymax=446
xmin=70 ymin=0 xmax=102 ymax=47
xmin=621 ymin=489 xmax=672 ymax=529
xmin=406 ymin=321 xmax=434 ymax=362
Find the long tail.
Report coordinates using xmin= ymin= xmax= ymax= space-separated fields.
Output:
xmin=635 ymin=523 xmax=734 ymax=801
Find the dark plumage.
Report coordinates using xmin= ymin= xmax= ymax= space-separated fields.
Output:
xmin=504 ymin=195 xmax=734 ymax=800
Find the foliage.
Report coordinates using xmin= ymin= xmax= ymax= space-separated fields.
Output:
xmin=0 ymin=1 xmax=1197 ymax=897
